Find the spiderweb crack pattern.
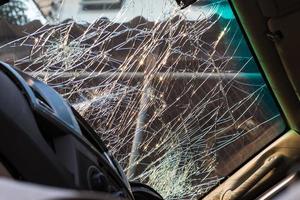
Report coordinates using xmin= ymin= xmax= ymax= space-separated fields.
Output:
xmin=0 ymin=1 xmax=284 ymax=199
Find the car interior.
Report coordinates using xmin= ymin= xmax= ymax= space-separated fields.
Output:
xmin=1 ymin=0 xmax=300 ymax=200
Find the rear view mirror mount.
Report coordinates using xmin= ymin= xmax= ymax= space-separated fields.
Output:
xmin=175 ymin=0 xmax=198 ymax=9
xmin=0 ymin=0 xmax=9 ymax=6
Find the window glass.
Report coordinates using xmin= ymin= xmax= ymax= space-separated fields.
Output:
xmin=0 ymin=0 xmax=286 ymax=199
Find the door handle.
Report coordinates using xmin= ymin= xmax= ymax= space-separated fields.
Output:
xmin=221 ymin=153 xmax=284 ymax=200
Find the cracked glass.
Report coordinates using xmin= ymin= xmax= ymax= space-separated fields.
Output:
xmin=0 ymin=0 xmax=286 ymax=199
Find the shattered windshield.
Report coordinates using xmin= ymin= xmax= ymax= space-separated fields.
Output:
xmin=0 ymin=0 xmax=286 ymax=199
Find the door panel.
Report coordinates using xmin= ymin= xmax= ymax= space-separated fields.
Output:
xmin=204 ymin=131 xmax=300 ymax=200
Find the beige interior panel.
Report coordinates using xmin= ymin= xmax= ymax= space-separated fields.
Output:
xmin=268 ymin=7 xmax=300 ymax=100
xmin=204 ymin=131 xmax=300 ymax=200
